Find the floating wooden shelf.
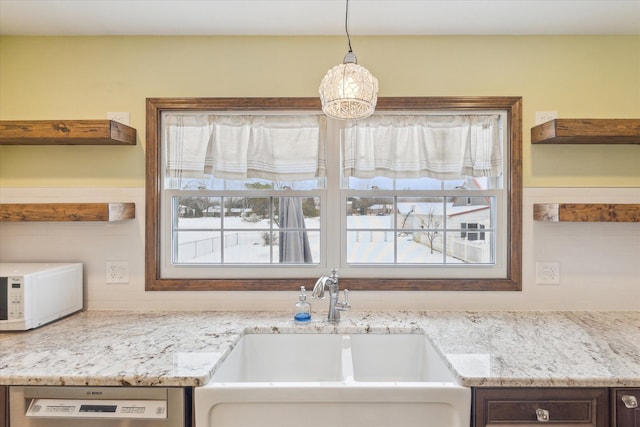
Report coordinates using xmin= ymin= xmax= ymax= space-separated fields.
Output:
xmin=0 ymin=120 xmax=136 ymax=145
xmin=0 ymin=203 xmax=135 ymax=222
xmin=534 ymin=203 xmax=640 ymax=222
xmin=531 ymin=119 xmax=640 ymax=144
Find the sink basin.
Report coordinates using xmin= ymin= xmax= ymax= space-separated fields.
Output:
xmin=211 ymin=333 xmax=344 ymax=382
xmin=197 ymin=333 xmax=470 ymax=427
xmin=349 ymin=333 xmax=456 ymax=382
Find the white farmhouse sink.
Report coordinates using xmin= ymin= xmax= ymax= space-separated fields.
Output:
xmin=197 ymin=333 xmax=470 ymax=427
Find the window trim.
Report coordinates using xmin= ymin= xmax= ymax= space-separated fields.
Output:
xmin=145 ymin=97 xmax=522 ymax=291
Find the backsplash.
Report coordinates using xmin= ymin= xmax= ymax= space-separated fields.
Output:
xmin=0 ymin=187 xmax=638 ymax=311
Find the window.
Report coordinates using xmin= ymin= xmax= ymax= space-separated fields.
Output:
xmin=146 ymin=97 xmax=522 ymax=291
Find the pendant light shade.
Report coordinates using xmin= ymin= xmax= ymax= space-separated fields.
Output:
xmin=319 ymin=0 xmax=379 ymax=120
xmin=319 ymin=51 xmax=378 ymax=120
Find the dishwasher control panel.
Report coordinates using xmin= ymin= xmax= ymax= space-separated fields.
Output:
xmin=11 ymin=385 xmax=186 ymax=426
xmin=26 ymin=398 xmax=167 ymax=419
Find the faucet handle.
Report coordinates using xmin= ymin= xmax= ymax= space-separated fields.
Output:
xmin=342 ymin=289 xmax=350 ymax=308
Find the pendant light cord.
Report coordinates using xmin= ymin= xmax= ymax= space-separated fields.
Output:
xmin=345 ymin=0 xmax=353 ymax=53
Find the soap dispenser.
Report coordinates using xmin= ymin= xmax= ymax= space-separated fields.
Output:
xmin=294 ymin=286 xmax=311 ymax=324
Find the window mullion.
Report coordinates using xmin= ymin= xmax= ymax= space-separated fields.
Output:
xmin=326 ymin=119 xmax=342 ymax=270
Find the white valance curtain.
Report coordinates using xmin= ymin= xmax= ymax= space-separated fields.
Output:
xmin=342 ymin=114 xmax=502 ymax=180
xmin=164 ymin=112 xmax=501 ymax=183
xmin=164 ymin=113 xmax=326 ymax=182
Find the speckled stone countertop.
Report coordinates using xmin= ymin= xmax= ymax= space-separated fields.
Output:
xmin=0 ymin=311 xmax=638 ymax=388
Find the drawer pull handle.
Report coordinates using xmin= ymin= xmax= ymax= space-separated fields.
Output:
xmin=536 ymin=408 xmax=550 ymax=422
xmin=622 ymin=395 xmax=638 ymax=409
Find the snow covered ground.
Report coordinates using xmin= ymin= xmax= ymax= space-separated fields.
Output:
xmin=176 ymin=216 xmax=462 ymax=264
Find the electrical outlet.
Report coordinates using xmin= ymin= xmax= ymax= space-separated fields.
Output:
xmin=535 ymin=111 xmax=558 ymax=125
xmin=106 ymin=261 xmax=129 ymax=284
xmin=107 ymin=112 xmax=130 ymax=126
xmin=536 ymin=261 xmax=560 ymax=285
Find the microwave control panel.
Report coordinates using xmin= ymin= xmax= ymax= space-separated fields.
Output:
xmin=4 ymin=276 xmax=24 ymax=320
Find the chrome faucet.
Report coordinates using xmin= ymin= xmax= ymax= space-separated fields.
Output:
xmin=312 ymin=269 xmax=350 ymax=322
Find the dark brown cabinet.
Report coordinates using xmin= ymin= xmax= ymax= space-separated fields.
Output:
xmin=0 ymin=385 xmax=6 ymax=427
xmin=612 ymin=389 xmax=640 ymax=427
xmin=474 ymin=388 xmax=609 ymax=427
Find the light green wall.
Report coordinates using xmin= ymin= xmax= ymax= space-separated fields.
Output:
xmin=1 ymin=35 xmax=638 ymax=188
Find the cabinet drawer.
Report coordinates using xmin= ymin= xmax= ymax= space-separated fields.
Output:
xmin=474 ymin=388 xmax=609 ymax=427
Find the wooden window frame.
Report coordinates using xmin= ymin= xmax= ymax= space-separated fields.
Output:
xmin=145 ymin=96 xmax=522 ymax=291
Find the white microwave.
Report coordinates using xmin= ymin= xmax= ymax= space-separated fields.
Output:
xmin=0 ymin=263 xmax=83 ymax=331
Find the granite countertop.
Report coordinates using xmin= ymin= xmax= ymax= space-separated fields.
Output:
xmin=0 ymin=311 xmax=638 ymax=388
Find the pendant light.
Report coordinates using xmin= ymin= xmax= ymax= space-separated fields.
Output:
xmin=319 ymin=0 xmax=379 ymax=120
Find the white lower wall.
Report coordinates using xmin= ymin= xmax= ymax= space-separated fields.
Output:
xmin=1 ymin=187 xmax=638 ymax=311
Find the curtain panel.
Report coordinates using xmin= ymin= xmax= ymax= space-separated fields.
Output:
xmin=342 ymin=114 xmax=502 ymax=180
xmin=164 ymin=114 xmax=216 ymax=180
xmin=163 ymin=113 xmax=326 ymax=182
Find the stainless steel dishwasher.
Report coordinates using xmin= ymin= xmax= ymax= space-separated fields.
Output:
xmin=9 ymin=386 xmax=189 ymax=426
